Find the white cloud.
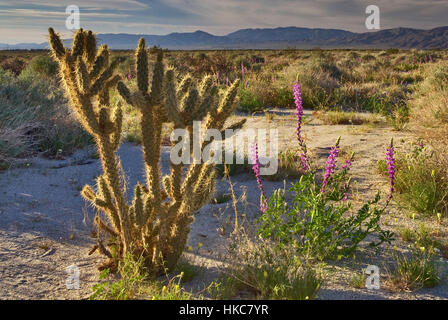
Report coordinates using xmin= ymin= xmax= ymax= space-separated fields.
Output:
xmin=0 ymin=0 xmax=148 ymax=11
xmin=0 ymin=8 xmax=130 ymax=18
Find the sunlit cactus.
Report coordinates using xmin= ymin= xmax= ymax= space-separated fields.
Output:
xmin=49 ymin=28 xmax=243 ymax=274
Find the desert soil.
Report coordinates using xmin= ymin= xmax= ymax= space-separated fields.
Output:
xmin=0 ymin=109 xmax=447 ymax=299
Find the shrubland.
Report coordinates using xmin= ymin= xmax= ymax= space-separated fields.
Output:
xmin=1 ymin=42 xmax=447 ymax=299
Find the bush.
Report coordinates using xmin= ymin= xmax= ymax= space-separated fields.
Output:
xmin=410 ymin=62 xmax=448 ymax=132
xmin=265 ymin=148 xmax=304 ymax=181
xmin=378 ymin=142 xmax=448 ymax=217
xmin=258 ymin=142 xmax=394 ymax=260
xmin=388 ymin=248 xmax=441 ymax=291
xmin=0 ymin=66 xmax=90 ymax=161
xmin=90 ymin=253 xmax=193 ymax=300
xmin=28 ymin=55 xmax=58 ymax=78
xmin=221 ymin=235 xmax=322 ymax=299
xmin=0 ymin=57 xmax=26 ymax=76
xmin=386 ymin=48 xmax=400 ymax=55
xmin=313 ymin=110 xmax=379 ymax=125
xmin=239 ymin=86 xmax=264 ymax=113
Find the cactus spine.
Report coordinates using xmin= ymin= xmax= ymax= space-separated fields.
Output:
xmin=49 ymin=29 xmax=242 ymax=274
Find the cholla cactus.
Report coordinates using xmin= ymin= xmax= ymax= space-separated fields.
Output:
xmin=49 ymin=28 xmax=242 ymax=274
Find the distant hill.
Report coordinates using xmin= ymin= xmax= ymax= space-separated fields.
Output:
xmin=1 ymin=26 xmax=447 ymax=50
xmin=338 ymin=26 xmax=448 ymax=49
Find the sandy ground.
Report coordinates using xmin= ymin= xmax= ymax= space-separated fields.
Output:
xmin=0 ymin=109 xmax=447 ymax=299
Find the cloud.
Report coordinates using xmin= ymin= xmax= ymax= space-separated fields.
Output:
xmin=0 ymin=8 xmax=130 ymax=18
xmin=0 ymin=0 xmax=148 ymax=11
xmin=1 ymin=0 xmax=448 ymax=43
xmin=159 ymin=0 xmax=448 ymax=32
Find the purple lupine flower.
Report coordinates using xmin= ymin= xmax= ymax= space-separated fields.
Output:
xmin=293 ymin=80 xmax=310 ymax=171
xmin=293 ymin=81 xmax=304 ymax=145
xmin=251 ymin=143 xmax=268 ymax=213
xmin=321 ymin=137 xmax=341 ymax=193
xmin=226 ymin=77 xmax=229 ymax=86
xmin=241 ymin=63 xmax=245 ymax=78
xmin=429 ymin=56 xmax=433 ymax=63
xmin=342 ymin=152 xmax=354 ymax=171
xmin=385 ymin=139 xmax=395 ymax=205
xmin=342 ymin=159 xmax=352 ymax=171
xmin=300 ymin=153 xmax=309 ymax=171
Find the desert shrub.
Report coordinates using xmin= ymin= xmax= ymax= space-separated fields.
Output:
xmin=265 ymin=148 xmax=304 ymax=181
xmin=388 ymin=248 xmax=441 ymax=291
xmin=398 ymin=224 xmax=447 ymax=257
xmin=173 ymin=258 xmax=201 ymax=283
xmin=349 ymin=270 xmax=367 ymax=289
xmin=239 ymin=86 xmax=264 ymax=113
xmin=27 ymin=54 xmax=58 ymax=78
xmin=238 ymin=76 xmax=295 ymax=112
xmin=258 ymin=139 xmax=394 ymax=260
xmin=313 ymin=110 xmax=379 ymax=125
xmin=426 ymin=62 xmax=448 ymax=91
xmin=0 ymin=67 xmax=90 ymax=160
xmin=283 ymin=60 xmax=342 ymax=109
xmin=115 ymin=55 xmax=135 ymax=79
xmin=378 ymin=142 xmax=448 ymax=217
xmin=410 ymin=62 xmax=448 ymax=135
xmin=91 ymin=253 xmax=149 ymax=300
xmin=362 ymin=54 xmax=376 ymax=62
xmin=221 ymin=235 xmax=322 ymax=300
xmin=215 ymin=152 xmax=251 ymax=177
xmin=386 ymin=48 xmax=400 ymax=55
xmin=347 ymin=52 xmax=360 ymax=60
xmin=0 ymin=57 xmax=26 ymax=75
xmin=90 ymin=253 xmax=193 ymax=300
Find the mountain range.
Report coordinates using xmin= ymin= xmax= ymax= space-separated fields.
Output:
xmin=1 ymin=26 xmax=447 ymax=50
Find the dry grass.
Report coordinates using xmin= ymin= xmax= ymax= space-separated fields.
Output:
xmin=313 ymin=110 xmax=381 ymax=125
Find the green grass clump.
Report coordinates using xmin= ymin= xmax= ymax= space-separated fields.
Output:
xmin=398 ymin=224 xmax=446 ymax=256
xmin=173 ymin=258 xmax=202 ymax=283
xmin=222 ymin=235 xmax=322 ymax=300
xmin=0 ymin=67 xmax=91 ymax=161
xmin=388 ymin=248 xmax=441 ymax=291
xmin=90 ymin=253 xmax=194 ymax=300
xmin=265 ymin=148 xmax=304 ymax=181
xmin=27 ymin=54 xmax=58 ymax=78
xmin=377 ymin=142 xmax=448 ymax=217
xmin=348 ymin=270 xmax=367 ymax=289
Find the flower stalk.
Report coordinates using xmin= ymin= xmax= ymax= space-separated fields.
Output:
xmin=251 ymin=143 xmax=268 ymax=213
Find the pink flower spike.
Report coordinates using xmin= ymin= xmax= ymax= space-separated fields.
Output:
xmin=385 ymin=138 xmax=395 ymax=206
xmin=321 ymin=137 xmax=341 ymax=193
xmin=250 ymin=143 xmax=268 ymax=213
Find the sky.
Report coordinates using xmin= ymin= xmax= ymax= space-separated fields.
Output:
xmin=1 ymin=0 xmax=448 ymax=44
